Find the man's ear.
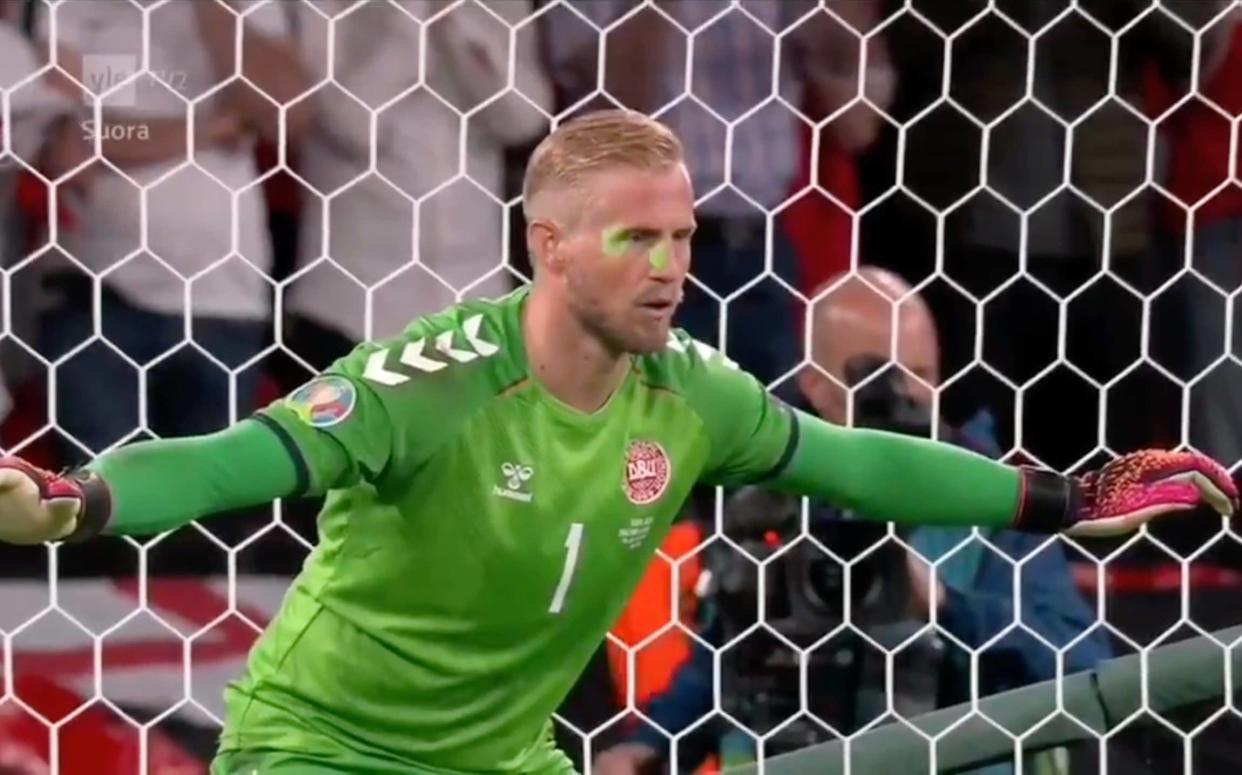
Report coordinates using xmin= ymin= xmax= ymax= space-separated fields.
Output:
xmin=798 ymin=363 xmax=846 ymax=423
xmin=797 ymin=365 xmax=825 ymax=410
xmin=527 ymin=219 xmax=564 ymax=276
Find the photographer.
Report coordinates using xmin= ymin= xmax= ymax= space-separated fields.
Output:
xmin=596 ymin=268 xmax=1112 ymax=773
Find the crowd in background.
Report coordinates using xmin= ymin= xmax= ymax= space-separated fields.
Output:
xmin=1 ymin=0 xmax=1241 ymax=772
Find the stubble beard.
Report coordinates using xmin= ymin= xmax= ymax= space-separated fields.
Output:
xmin=574 ymin=300 xmax=667 ymax=357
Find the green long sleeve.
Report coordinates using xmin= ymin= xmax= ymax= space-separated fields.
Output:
xmin=768 ymin=409 xmax=1024 ymax=529
xmin=86 ymin=419 xmax=306 ymax=536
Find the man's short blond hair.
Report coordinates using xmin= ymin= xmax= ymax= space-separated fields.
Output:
xmin=522 ymin=109 xmax=684 ymax=222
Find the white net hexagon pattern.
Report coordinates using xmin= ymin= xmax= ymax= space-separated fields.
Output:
xmin=1 ymin=0 xmax=1241 ymax=772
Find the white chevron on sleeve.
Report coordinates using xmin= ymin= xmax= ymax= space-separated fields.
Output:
xmin=401 ymin=338 xmax=448 ymax=372
xmin=362 ymin=316 xmax=499 ymax=386
xmin=463 ymin=314 xmax=499 ymax=356
xmin=436 ymin=330 xmax=477 ymax=362
xmin=363 ymin=349 xmax=410 ymax=386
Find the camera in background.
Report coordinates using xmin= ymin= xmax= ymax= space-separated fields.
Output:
xmin=701 ymin=358 xmax=952 ymax=752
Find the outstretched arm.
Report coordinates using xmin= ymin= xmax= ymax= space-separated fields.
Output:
xmin=85 ymin=418 xmax=316 ymax=537
xmin=0 ymin=416 xmax=344 ymax=545
xmin=0 ymin=353 xmax=400 ymax=546
xmin=687 ymin=335 xmax=1236 ymax=538
xmin=0 ymin=319 xmax=498 ymax=547
xmin=765 ymin=408 xmax=1238 ymax=537
xmin=768 ymin=409 xmax=1031 ymax=529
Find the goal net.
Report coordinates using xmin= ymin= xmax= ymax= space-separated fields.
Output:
xmin=1 ymin=0 xmax=1240 ymax=773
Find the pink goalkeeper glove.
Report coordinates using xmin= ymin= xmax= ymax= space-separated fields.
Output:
xmin=1062 ymin=450 xmax=1238 ymax=538
xmin=0 ymin=457 xmax=112 ymax=545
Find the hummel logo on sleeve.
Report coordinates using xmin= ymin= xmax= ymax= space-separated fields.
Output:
xmin=494 ymin=462 xmax=534 ymax=503
xmin=363 ymin=314 xmax=499 ymax=386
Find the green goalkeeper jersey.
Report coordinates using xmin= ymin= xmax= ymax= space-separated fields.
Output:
xmin=216 ymin=287 xmax=795 ymax=773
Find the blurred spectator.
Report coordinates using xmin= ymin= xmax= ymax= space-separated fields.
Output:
xmin=1 ymin=16 xmax=72 ymax=270
xmin=281 ymin=0 xmax=552 ymax=372
xmin=32 ymin=0 xmax=308 ymax=463
xmin=543 ymin=0 xmax=893 ymax=386
xmin=1144 ymin=10 xmax=1242 ymax=466
xmin=781 ymin=0 xmax=896 ymax=298
xmin=595 ymin=267 xmax=1109 ymax=773
xmin=0 ymin=16 xmax=77 ymax=428
xmin=0 ymin=0 xmax=21 ymax=27
xmin=0 ymin=12 xmax=66 ymax=163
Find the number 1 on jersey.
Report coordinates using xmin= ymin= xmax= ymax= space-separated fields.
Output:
xmin=549 ymin=522 xmax=584 ymax=614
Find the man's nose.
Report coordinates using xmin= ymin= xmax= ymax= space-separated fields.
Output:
xmin=646 ymin=239 xmax=687 ymax=280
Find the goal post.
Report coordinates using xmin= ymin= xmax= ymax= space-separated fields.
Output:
xmin=733 ymin=625 xmax=1242 ymax=775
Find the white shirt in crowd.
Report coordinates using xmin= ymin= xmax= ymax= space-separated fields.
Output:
xmin=1 ymin=21 xmax=72 ymax=188
xmin=1 ymin=20 xmax=75 ymax=422
xmin=37 ymin=0 xmax=289 ymax=321
xmin=285 ymin=0 xmax=552 ymax=342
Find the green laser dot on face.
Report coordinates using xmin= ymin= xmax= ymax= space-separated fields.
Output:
xmin=601 ymin=227 xmax=629 ymax=258
xmin=649 ymin=241 xmax=670 ymax=270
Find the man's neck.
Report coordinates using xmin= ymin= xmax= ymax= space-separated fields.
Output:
xmin=523 ymin=284 xmax=631 ymax=414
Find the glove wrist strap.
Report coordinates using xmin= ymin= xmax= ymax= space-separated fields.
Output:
xmin=62 ymin=470 xmax=112 ymax=543
xmin=1014 ymin=468 xmax=1080 ymax=533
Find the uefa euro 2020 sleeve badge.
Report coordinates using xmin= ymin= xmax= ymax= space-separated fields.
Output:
xmin=287 ymin=376 xmax=356 ymax=428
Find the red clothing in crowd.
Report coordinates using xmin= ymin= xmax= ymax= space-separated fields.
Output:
xmin=781 ymin=124 xmax=860 ymax=296
xmin=1144 ymin=22 xmax=1242 ymax=233
xmin=606 ymin=521 xmax=704 ymax=711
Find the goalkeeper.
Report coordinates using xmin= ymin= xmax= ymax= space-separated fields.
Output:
xmin=0 ymin=110 xmax=1235 ymax=775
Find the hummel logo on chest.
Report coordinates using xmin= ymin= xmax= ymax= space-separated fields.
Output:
xmin=494 ymin=462 xmax=534 ymax=503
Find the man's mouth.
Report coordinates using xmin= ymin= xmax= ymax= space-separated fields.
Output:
xmin=638 ymin=299 xmax=676 ymax=316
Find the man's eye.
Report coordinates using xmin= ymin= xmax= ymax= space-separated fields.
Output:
xmin=602 ymin=228 xmax=662 ymax=257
